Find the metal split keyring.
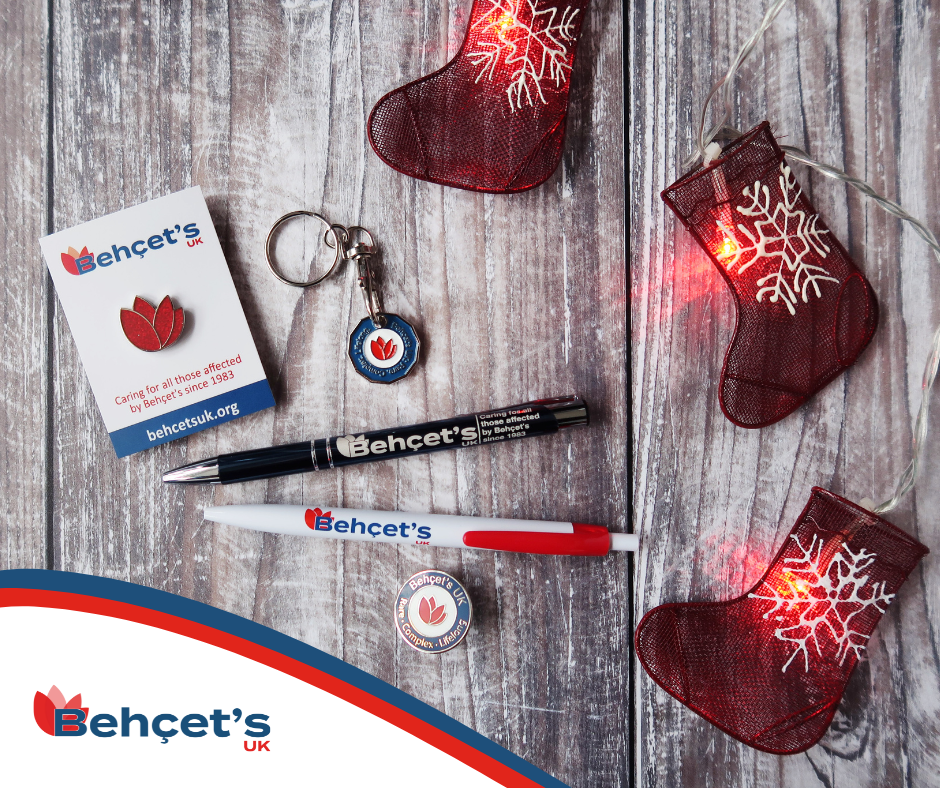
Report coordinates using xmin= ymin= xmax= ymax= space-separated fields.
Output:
xmin=265 ymin=210 xmax=384 ymax=327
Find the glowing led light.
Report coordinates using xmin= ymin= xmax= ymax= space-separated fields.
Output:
xmin=711 ymin=164 xmax=837 ymax=314
xmin=469 ymin=2 xmax=580 ymax=111
xmin=781 ymin=570 xmax=809 ymax=598
xmin=751 ymin=534 xmax=896 ymax=672
xmin=714 ymin=230 xmax=738 ymax=268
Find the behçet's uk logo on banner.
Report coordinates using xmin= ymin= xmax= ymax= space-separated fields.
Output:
xmin=33 ymin=683 xmax=271 ymax=746
xmin=1 ymin=570 xmax=565 ymax=787
xmin=34 ymin=686 xmax=87 ymax=736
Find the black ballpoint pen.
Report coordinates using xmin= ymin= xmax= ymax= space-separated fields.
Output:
xmin=163 ymin=396 xmax=589 ymax=484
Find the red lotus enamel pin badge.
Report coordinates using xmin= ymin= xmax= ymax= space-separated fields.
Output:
xmin=120 ymin=296 xmax=185 ymax=352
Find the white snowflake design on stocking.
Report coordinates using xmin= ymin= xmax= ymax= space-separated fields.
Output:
xmin=468 ymin=0 xmax=580 ymax=111
xmin=748 ymin=532 xmax=896 ymax=673
xmin=716 ymin=164 xmax=839 ymax=316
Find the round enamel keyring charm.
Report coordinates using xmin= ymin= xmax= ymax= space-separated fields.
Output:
xmin=348 ymin=313 xmax=419 ymax=383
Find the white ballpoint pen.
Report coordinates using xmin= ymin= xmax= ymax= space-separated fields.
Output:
xmin=203 ymin=505 xmax=638 ymax=556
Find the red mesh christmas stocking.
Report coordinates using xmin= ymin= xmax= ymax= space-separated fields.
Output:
xmin=368 ymin=0 xmax=590 ymax=193
xmin=635 ymin=488 xmax=928 ymax=754
xmin=662 ymin=122 xmax=879 ymax=428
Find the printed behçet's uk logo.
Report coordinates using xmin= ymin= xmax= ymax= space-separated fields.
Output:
xmin=60 ymin=222 xmax=202 ymax=276
xmin=34 ymin=686 xmax=87 ymax=736
xmin=31 ymin=683 xmax=271 ymax=748
xmin=61 ymin=247 xmax=95 ymax=276
xmin=304 ymin=508 xmax=433 ymax=542
xmin=304 ymin=507 xmax=332 ymax=529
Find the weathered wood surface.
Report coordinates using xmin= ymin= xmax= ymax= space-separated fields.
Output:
xmin=0 ymin=4 xmax=48 ymax=569
xmin=3 ymin=1 xmax=626 ymax=786
xmin=631 ymin=0 xmax=940 ymax=786
xmin=11 ymin=0 xmax=938 ymax=785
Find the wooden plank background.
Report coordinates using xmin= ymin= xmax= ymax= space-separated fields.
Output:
xmin=2 ymin=1 xmax=627 ymax=786
xmin=4 ymin=0 xmax=940 ymax=785
xmin=0 ymin=3 xmax=49 ymax=570
xmin=630 ymin=0 xmax=940 ymax=786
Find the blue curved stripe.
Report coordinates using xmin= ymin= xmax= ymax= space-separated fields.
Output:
xmin=0 ymin=569 xmax=567 ymax=788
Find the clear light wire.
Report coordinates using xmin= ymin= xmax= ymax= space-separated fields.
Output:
xmin=685 ymin=0 xmax=790 ymax=170
xmin=686 ymin=0 xmax=940 ymax=513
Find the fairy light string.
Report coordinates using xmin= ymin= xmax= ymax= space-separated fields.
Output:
xmin=686 ymin=0 xmax=940 ymax=514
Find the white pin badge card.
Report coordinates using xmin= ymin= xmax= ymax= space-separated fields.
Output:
xmin=40 ymin=187 xmax=275 ymax=457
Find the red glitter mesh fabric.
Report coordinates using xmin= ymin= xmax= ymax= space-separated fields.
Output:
xmin=662 ymin=122 xmax=879 ymax=428
xmin=635 ymin=488 xmax=928 ymax=754
xmin=367 ymin=0 xmax=590 ymax=193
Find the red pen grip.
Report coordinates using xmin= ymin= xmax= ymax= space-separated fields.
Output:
xmin=462 ymin=524 xmax=610 ymax=556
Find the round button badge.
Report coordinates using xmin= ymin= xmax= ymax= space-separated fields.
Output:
xmin=395 ymin=570 xmax=472 ymax=654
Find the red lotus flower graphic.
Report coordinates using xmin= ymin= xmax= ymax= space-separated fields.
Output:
xmin=371 ymin=336 xmax=397 ymax=361
xmin=120 ymin=296 xmax=185 ymax=352
xmin=61 ymin=246 xmax=94 ymax=276
xmin=419 ymin=596 xmax=447 ymax=626
xmin=34 ymin=686 xmax=88 ymax=736
xmin=304 ymin=507 xmax=333 ymax=529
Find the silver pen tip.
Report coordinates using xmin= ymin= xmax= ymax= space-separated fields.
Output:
xmin=162 ymin=458 xmax=221 ymax=484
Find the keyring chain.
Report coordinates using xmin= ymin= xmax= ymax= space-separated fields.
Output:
xmin=265 ymin=211 xmax=420 ymax=384
xmin=327 ymin=225 xmax=387 ymax=329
